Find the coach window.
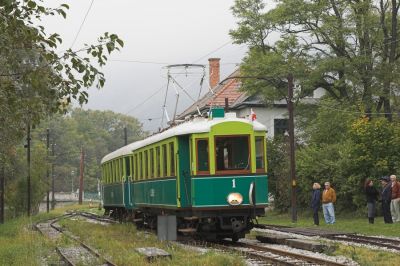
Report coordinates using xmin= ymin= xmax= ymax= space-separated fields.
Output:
xmin=110 ymin=162 xmax=114 ymax=183
xmin=134 ymin=154 xmax=138 ymax=180
xmin=130 ymin=156 xmax=134 ymax=181
xmin=170 ymin=142 xmax=175 ymax=176
xmin=119 ymin=159 xmax=122 ymax=181
xmin=150 ymin=149 xmax=154 ymax=178
xmin=156 ymin=146 xmax=160 ymax=177
xmin=125 ymin=157 xmax=131 ymax=180
xmin=144 ymin=150 xmax=148 ymax=179
xmin=196 ymin=139 xmax=209 ymax=174
xmin=106 ymin=164 xmax=109 ymax=183
xmin=162 ymin=144 xmax=167 ymax=177
xmin=215 ymin=136 xmax=250 ymax=173
xmin=139 ymin=152 xmax=143 ymax=179
xmin=255 ymin=137 xmax=265 ymax=172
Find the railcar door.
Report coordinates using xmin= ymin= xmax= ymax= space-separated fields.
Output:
xmin=178 ymin=135 xmax=191 ymax=207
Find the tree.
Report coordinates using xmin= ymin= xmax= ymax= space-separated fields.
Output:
xmin=32 ymin=109 xmax=144 ymax=194
xmin=230 ymin=0 xmax=400 ymax=119
xmin=0 ymin=0 xmax=124 ymax=217
xmin=0 ymin=0 xmax=124 ymax=158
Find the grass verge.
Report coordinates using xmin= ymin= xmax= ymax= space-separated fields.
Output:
xmin=258 ymin=211 xmax=400 ymax=237
xmin=59 ymin=217 xmax=244 ymax=266
xmin=1 ymin=204 xmax=245 ymax=266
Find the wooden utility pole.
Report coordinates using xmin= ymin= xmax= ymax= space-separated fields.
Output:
xmin=46 ymin=129 xmax=50 ymax=213
xmin=0 ymin=165 xmax=4 ymax=224
xmin=27 ymin=123 xmax=31 ymax=217
xmin=287 ymin=73 xmax=297 ymax=223
xmin=51 ymin=143 xmax=55 ymax=209
xmin=79 ymin=147 xmax=84 ymax=204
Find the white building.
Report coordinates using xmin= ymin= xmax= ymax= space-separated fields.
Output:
xmin=178 ymin=58 xmax=324 ymax=138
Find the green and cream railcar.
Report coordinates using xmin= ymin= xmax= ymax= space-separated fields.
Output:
xmin=101 ymin=111 xmax=268 ymax=240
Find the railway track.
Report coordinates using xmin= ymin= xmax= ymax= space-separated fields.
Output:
xmin=218 ymin=239 xmax=348 ymax=266
xmin=178 ymin=239 xmax=349 ymax=266
xmin=326 ymin=234 xmax=400 ymax=251
xmin=254 ymin=224 xmax=400 ymax=252
xmin=35 ymin=213 xmax=117 ymax=266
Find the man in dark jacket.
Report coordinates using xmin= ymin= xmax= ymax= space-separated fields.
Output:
xmin=311 ymin=183 xmax=321 ymax=225
xmin=380 ymin=176 xmax=393 ymax=224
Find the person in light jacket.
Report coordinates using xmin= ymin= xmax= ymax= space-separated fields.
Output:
xmin=389 ymin=175 xmax=400 ymax=222
xmin=364 ymin=178 xmax=379 ymax=224
xmin=311 ymin=183 xmax=321 ymax=226
xmin=322 ymin=182 xmax=336 ymax=224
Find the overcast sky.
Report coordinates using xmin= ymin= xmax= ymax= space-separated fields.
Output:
xmin=42 ymin=0 xmax=247 ymax=132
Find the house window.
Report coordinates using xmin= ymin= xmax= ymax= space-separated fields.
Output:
xmin=255 ymin=137 xmax=265 ymax=171
xmin=215 ymin=136 xmax=250 ymax=173
xmin=170 ymin=142 xmax=175 ymax=176
xmin=274 ymin=119 xmax=289 ymax=137
xmin=196 ymin=139 xmax=209 ymax=173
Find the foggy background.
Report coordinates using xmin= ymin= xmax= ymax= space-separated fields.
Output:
xmin=42 ymin=0 xmax=247 ymax=132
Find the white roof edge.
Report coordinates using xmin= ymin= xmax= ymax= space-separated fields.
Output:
xmin=101 ymin=118 xmax=267 ymax=164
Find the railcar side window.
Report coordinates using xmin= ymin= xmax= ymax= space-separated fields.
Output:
xmin=144 ymin=150 xmax=148 ymax=179
xmin=134 ymin=154 xmax=138 ymax=180
xmin=110 ymin=162 xmax=114 ymax=183
xmin=139 ymin=152 xmax=143 ymax=179
xmin=156 ymin=146 xmax=160 ymax=177
xmin=196 ymin=139 xmax=209 ymax=173
xmin=150 ymin=149 xmax=154 ymax=178
xmin=170 ymin=142 xmax=175 ymax=176
xmin=215 ymin=136 xmax=250 ymax=172
xmin=119 ymin=159 xmax=123 ymax=181
xmin=125 ymin=157 xmax=131 ymax=179
xmin=255 ymin=137 xmax=265 ymax=170
xmin=130 ymin=156 xmax=133 ymax=181
xmin=162 ymin=144 xmax=167 ymax=177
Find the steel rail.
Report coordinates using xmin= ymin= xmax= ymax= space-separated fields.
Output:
xmin=50 ymin=221 xmax=117 ymax=266
xmin=255 ymin=224 xmax=400 ymax=251
xmin=219 ymin=240 xmax=347 ymax=266
xmin=327 ymin=235 xmax=400 ymax=251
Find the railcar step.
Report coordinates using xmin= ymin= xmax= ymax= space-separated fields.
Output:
xmin=178 ymin=228 xmax=197 ymax=233
xmin=183 ymin=216 xmax=199 ymax=221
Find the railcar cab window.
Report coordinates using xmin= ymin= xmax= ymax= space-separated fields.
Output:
xmin=255 ymin=137 xmax=265 ymax=172
xmin=196 ymin=139 xmax=209 ymax=174
xmin=215 ymin=136 xmax=250 ymax=173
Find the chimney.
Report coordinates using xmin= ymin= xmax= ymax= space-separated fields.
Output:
xmin=208 ymin=58 xmax=220 ymax=89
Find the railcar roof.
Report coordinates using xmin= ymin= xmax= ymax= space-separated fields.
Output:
xmin=101 ymin=116 xmax=267 ymax=164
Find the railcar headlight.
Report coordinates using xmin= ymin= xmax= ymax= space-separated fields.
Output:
xmin=227 ymin=193 xmax=243 ymax=206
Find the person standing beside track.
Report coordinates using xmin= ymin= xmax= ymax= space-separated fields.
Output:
xmin=311 ymin=183 xmax=321 ymax=226
xmin=380 ymin=176 xmax=393 ymax=224
xmin=389 ymin=175 xmax=400 ymax=222
xmin=322 ymin=182 xmax=336 ymax=224
xmin=364 ymin=178 xmax=379 ymax=224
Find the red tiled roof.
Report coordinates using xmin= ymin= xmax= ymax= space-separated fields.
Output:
xmin=178 ymin=69 xmax=246 ymax=118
